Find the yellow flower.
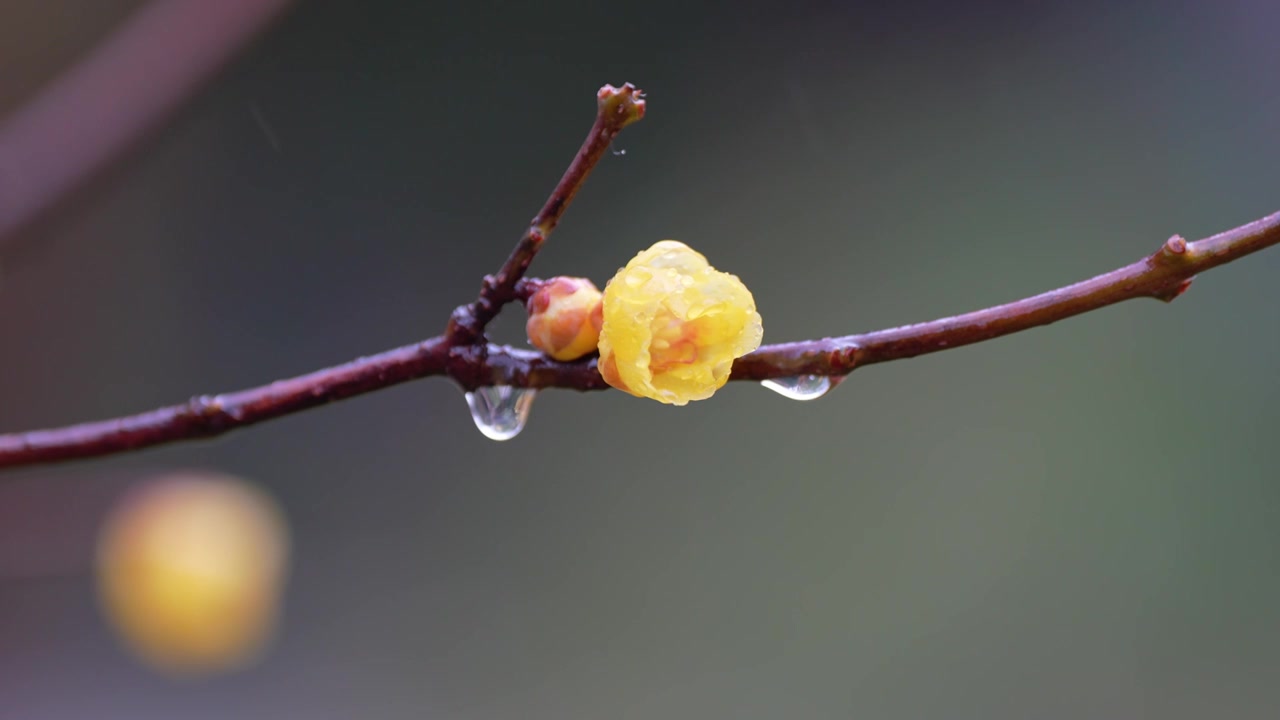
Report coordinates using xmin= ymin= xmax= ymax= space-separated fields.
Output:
xmin=96 ymin=472 xmax=290 ymax=675
xmin=598 ymin=240 xmax=762 ymax=405
xmin=525 ymin=276 xmax=603 ymax=361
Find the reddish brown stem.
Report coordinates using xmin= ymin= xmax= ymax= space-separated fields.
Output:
xmin=3 ymin=209 xmax=1278 ymax=469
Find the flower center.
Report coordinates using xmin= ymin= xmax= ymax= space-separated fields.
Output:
xmin=648 ymin=312 xmax=698 ymax=373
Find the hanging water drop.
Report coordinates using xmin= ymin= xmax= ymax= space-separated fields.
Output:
xmin=760 ymin=374 xmax=833 ymax=401
xmin=465 ymin=386 xmax=537 ymax=440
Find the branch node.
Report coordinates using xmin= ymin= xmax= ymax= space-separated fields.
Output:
xmin=447 ymin=306 xmax=482 ymax=344
xmin=446 ymin=343 xmax=490 ymax=391
xmin=513 ymin=277 xmax=544 ymax=303
xmin=187 ymin=394 xmax=230 ymax=431
xmin=1154 ymin=277 xmax=1195 ymax=303
xmin=828 ymin=343 xmax=861 ymax=374
xmin=1161 ymin=234 xmax=1189 ymax=259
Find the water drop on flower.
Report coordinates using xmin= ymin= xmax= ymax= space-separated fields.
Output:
xmin=760 ymin=375 xmax=833 ymax=401
xmin=464 ymin=386 xmax=536 ymax=441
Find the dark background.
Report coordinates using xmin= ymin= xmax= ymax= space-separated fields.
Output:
xmin=2 ymin=1 xmax=1280 ymax=718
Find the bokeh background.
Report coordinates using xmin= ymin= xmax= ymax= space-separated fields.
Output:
xmin=3 ymin=1 xmax=1280 ymax=717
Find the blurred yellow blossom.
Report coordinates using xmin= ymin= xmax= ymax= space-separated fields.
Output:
xmin=598 ymin=240 xmax=762 ymax=405
xmin=525 ymin=276 xmax=603 ymax=361
xmin=96 ymin=471 xmax=290 ymax=676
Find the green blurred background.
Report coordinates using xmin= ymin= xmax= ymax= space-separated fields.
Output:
xmin=3 ymin=1 xmax=1280 ymax=717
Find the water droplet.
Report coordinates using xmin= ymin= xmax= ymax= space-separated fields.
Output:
xmin=465 ymin=386 xmax=536 ymax=441
xmin=760 ymin=375 xmax=833 ymax=401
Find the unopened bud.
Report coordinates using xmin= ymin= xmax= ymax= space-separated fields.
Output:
xmin=525 ymin=276 xmax=603 ymax=361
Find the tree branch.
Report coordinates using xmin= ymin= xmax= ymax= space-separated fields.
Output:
xmin=0 ymin=0 xmax=296 ymax=247
xmin=0 ymin=82 xmax=645 ymax=469
xmin=733 ymin=212 xmax=1280 ymax=378
xmin=1 ymin=81 xmax=1278 ymax=469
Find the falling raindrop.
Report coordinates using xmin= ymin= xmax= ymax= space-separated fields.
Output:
xmin=760 ymin=375 xmax=833 ymax=401
xmin=465 ymin=386 xmax=537 ymax=440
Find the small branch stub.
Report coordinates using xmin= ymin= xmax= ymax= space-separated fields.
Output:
xmin=597 ymin=83 xmax=646 ymax=131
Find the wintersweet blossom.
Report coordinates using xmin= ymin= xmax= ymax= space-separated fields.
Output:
xmin=597 ymin=240 xmax=763 ymax=405
xmin=96 ymin=472 xmax=290 ymax=675
xmin=525 ymin=276 xmax=604 ymax=361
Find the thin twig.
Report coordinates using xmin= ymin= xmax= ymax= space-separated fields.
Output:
xmin=447 ymin=84 xmax=645 ymax=341
xmin=0 ymin=0 xmax=296 ymax=247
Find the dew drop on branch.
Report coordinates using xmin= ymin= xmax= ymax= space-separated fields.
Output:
xmin=759 ymin=375 xmax=833 ymax=401
xmin=464 ymin=386 xmax=536 ymax=440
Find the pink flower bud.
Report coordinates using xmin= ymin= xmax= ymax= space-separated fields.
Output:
xmin=525 ymin=277 xmax=604 ymax=361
